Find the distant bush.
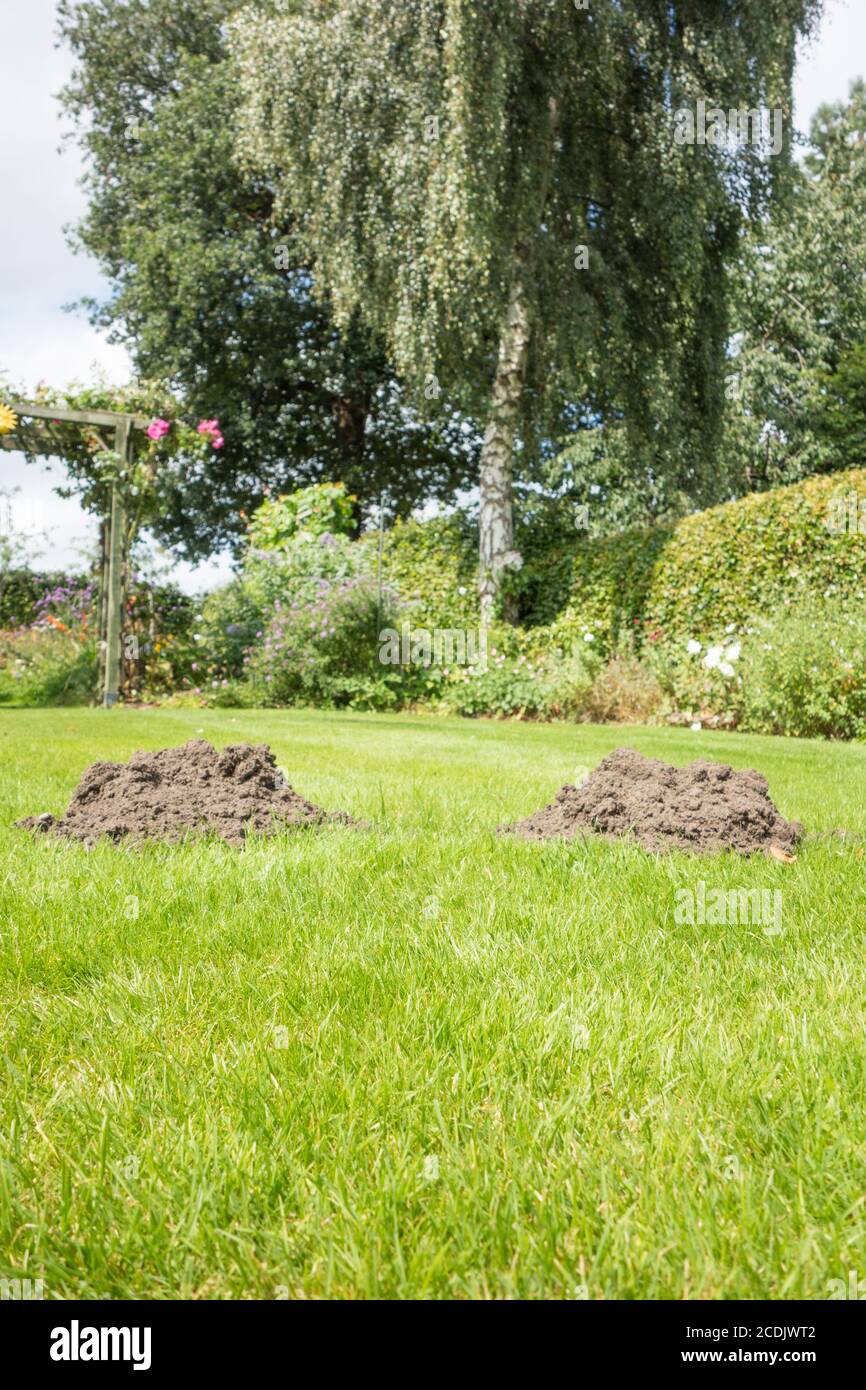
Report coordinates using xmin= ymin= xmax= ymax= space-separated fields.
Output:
xmin=245 ymin=574 xmax=407 ymax=709
xmin=0 ymin=626 xmax=98 ymax=706
xmin=367 ymin=514 xmax=478 ymax=633
xmin=0 ymin=569 xmax=92 ymax=630
xmin=246 ymin=482 xmax=356 ymax=549
xmin=439 ymin=638 xmax=602 ymax=720
xmin=736 ymin=599 xmax=866 ymax=740
xmin=546 ymin=468 xmax=866 ymax=654
xmin=580 ymin=646 xmax=666 ymax=724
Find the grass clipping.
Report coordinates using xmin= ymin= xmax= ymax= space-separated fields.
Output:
xmin=500 ymin=747 xmax=803 ymax=856
xmin=16 ymin=739 xmax=356 ymax=847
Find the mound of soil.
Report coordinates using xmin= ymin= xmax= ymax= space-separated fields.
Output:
xmin=499 ymin=747 xmax=802 ymax=856
xmin=16 ymin=740 xmax=356 ymax=847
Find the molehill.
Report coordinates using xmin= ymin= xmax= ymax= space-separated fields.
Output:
xmin=16 ymin=739 xmax=356 ymax=847
xmin=499 ymin=747 xmax=802 ymax=855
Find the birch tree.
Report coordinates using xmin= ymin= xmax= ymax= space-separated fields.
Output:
xmin=231 ymin=0 xmax=821 ymax=621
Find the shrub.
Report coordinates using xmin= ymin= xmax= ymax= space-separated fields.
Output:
xmin=195 ymin=577 xmax=263 ymax=683
xmin=0 ymin=627 xmax=98 ymax=706
xmin=0 ymin=568 xmax=88 ymax=629
xmin=246 ymin=575 xmax=406 ymax=709
xmin=580 ymin=648 xmax=666 ymax=724
xmin=441 ymin=658 xmax=554 ymax=718
xmin=195 ymin=490 xmax=374 ymax=687
xmin=369 ymin=514 xmax=479 ymax=633
xmin=550 ymin=468 xmax=866 ymax=652
xmin=244 ymin=530 xmax=370 ymax=614
xmin=369 ymin=468 xmax=866 ymax=652
xmin=736 ymin=599 xmax=866 ymax=740
xmin=246 ymin=482 xmax=356 ymax=549
xmin=440 ymin=640 xmax=601 ymax=720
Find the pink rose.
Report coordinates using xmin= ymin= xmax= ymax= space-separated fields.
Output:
xmin=146 ymin=418 xmax=170 ymax=441
xmin=197 ymin=418 xmax=224 ymax=449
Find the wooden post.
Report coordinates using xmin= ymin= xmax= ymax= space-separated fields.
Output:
xmin=96 ymin=518 xmax=109 ymax=698
xmin=103 ymin=419 xmax=130 ymax=708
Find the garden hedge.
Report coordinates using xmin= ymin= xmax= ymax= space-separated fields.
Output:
xmin=558 ymin=467 xmax=866 ymax=650
xmin=374 ymin=469 xmax=866 ymax=650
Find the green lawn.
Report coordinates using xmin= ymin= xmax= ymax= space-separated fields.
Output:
xmin=1 ymin=707 xmax=865 ymax=1300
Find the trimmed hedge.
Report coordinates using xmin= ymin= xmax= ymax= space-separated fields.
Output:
xmin=366 ymin=514 xmax=479 ymax=632
xmin=374 ymin=470 xmax=866 ymax=651
xmin=556 ymin=468 xmax=866 ymax=650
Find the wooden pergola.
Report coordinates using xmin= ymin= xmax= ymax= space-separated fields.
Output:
xmin=1 ymin=400 xmax=149 ymax=707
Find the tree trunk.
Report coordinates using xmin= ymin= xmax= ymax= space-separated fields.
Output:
xmin=332 ymin=394 xmax=367 ymax=535
xmin=479 ymin=267 xmax=532 ymax=625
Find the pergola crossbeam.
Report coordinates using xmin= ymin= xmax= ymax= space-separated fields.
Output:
xmin=8 ymin=400 xmax=149 ymax=430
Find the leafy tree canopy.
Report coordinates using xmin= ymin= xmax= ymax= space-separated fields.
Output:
xmin=724 ymin=77 xmax=866 ymax=489
xmin=57 ymin=0 xmax=477 ymax=559
xmin=230 ymin=0 xmax=822 ymax=616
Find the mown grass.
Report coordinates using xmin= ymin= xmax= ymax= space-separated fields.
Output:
xmin=1 ymin=708 xmax=865 ymax=1300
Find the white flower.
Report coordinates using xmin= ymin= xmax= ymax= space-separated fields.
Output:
xmin=458 ymin=586 xmax=466 ymax=595
xmin=725 ymin=642 xmax=741 ymax=662
xmin=719 ymin=661 xmax=735 ymax=677
xmin=687 ymin=639 xmax=701 ymax=655
xmin=704 ymin=644 xmax=723 ymax=669
xmin=583 ymin=632 xmax=594 ymax=642
xmin=725 ymin=623 xmax=736 ymax=634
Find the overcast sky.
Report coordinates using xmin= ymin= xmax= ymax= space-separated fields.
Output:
xmin=1 ymin=0 xmax=864 ymax=592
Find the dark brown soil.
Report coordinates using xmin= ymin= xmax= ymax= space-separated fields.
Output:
xmin=499 ymin=747 xmax=803 ymax=856
xmin=16 ymin=740 xmax=356 ymax=847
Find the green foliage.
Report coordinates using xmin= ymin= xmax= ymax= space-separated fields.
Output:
xmin=578 ymin=647 xmax=666 ymax=726
xmin=0 ymin=628 xmax=98 ymax=707
xmin=246 ymin=576 xmax=405 ymax=710
xmin=57 ymin=0 xmax=476 ymax=558
xmin=370 ymin=515 xmax=479 ymax=633
xmin=195 ymin=580 xmax=263 ymax=684
xmin=0 ymin=565 xmax=198 ymax=706
xmin=0 ymin=569 xmax=83 ymax=629
xmin=539 ymin=468 xmax=866 ymax=654
xmin=247 ymin=484 xmax=357 ymax=549
xmin=812 ymin=340 xmax=866 ymax=467
xmin=194 ymin=489 xmax=377 ymax=686
xmin=646 ymin=595 xmax=866 ymax=741
xmin=723 ymin=80 xmax=866 ymax=491
xmin=737 ymin=599 xmax=866 ymax=740
xmin=232 ymin=0 xmax=819 ymax=489
xmin=440 ymin=645 xmax=601 ymax=721
xmin=19 ymin=381 xmax=215 ymax=529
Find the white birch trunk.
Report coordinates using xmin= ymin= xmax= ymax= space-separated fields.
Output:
xmin=478 ymin=268 xmax=532 ymax=625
